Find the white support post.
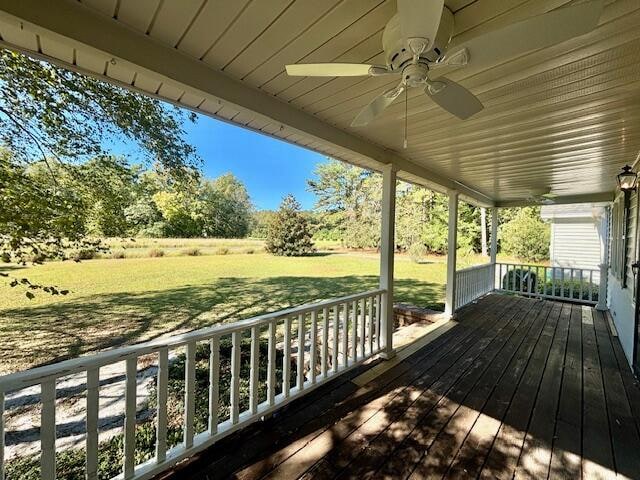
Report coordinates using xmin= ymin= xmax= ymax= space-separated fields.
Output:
xmin=490 ymin=208 xmax=498 ymax=264
xmin=481 ymin=207 xmax=488 ymax=257
xmin=445 ymin=190 xmax=459 ymax=317
xmin=379 ymin=164 xmax=396 ymax=360
xmin=596 ymin=206 xmax=610 ymax=310
xmin=490 ymin=207 xmax=499 ymax=289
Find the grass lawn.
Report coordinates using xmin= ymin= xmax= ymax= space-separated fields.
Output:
xmin=0 ymin=251 xmax=452 ymax=374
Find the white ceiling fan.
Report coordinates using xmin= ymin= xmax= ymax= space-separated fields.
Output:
xmin=527 ymin=189 xmax=558 ymax=205
xmin=285 ymin=0 xmax=604 ymax=128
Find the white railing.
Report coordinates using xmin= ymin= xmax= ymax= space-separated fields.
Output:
xmin=495 ymin=263 xmax=600 ymax=305
xmin=455 ymin=263 xmax=495 ymax=310
xmin=0 ymin=289 xmax=386 ymax=480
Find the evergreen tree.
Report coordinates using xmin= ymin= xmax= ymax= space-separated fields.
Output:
xmin=265 ymin=195 xmax=315 ymax=256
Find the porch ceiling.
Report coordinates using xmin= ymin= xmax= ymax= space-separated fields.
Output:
xmin=0 ymin=0 xmax=638 ymax=206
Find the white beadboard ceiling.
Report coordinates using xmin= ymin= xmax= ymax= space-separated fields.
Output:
xmin=0 ymin=0 xmax=638 ymax=206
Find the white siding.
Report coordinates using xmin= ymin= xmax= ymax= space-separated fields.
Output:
xmin=608 ymin=190 xmax=638 ymax=368
xmin=550 ymin=220 xmax=601 ymax=270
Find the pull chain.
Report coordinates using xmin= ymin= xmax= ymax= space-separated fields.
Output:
xmin=403 ymin=87 xmax=408 ymax=149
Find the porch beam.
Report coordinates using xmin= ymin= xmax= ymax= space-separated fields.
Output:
xmin=379 ymin=164 xmax=396 ymax=359
xmin=445 ymin=190 xmax=459 ymax=317
xmin=496 ymin=191 xmax=614 ymax=208
xmin=0 ymin=0 xmax=493 ymax=208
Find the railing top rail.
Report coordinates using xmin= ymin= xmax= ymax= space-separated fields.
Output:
xmin=456 ymin=262 xmax=493 ymax=273
xmin=0 ymin=288 xmax=386 ymax=392
xmin=495 ymin=262 xmax=599 ymax=273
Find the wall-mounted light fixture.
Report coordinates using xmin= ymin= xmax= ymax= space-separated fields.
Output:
xmin=617 ymin=164 xmax=637 ymax=191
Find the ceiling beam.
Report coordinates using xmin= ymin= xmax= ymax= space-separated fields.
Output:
xmin=0 ymin=0 xmax=494 ymax=207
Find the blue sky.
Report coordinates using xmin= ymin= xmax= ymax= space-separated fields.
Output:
xmin=109 ymin=113 xmax=327 ymax=211
xmin=184 ymin=115 xmax=326 ymax=210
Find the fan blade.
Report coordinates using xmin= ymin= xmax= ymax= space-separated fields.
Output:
xmin=397 ymin=0 xmax=444 ymax=53
xmin=285 ymin=63 xmax=389 ymax=77
xmin=425 ymin=77 xmax=483 ymax=120
xmin=446 ymin=0 xmax=604 ymax=69
xmin=351 ymin=84 xmax=405 ymax=127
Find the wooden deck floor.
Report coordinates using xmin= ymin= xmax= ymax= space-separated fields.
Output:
xmin=162 ymin=294 xmax=640 ymax=480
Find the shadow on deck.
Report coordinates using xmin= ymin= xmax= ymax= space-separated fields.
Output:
xmin=158 ymin=293 xmax=640 ymax=480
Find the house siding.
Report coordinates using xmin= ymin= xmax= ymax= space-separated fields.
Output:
xmin=608 ymin=190 xmax=638 ymax=368
xmin=550 ymin=219 xmax=601 ymax=270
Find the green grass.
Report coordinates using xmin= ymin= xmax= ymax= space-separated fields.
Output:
xmin=0 ymin=251 xmax=452 ymax=374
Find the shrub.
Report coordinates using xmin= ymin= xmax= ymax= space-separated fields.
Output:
xmin=182 ymin=247 xmax=201 ymax=256
xmin=215 ymin=247 xmax=229 ymax=255
xmin=243 ymin=248 xmax=255 ymax=254
xmin=111 ymin=250 xmax=127 ymax=259
xmin=408 ymin=243 xmax=428 ymax=263
xmin=148 ymin=248 xmax=165 ymax=258
xmin=266 ymin=195 xmax=315 ymax=257
xmin=29 ymin=252 xmax=48 ymax=263
xmin=500 ymin=207 xmax=550 ymax=262
xmin=69 ymin=248 xmax=96 ymax=261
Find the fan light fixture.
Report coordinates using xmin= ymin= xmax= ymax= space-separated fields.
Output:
xmin=617 ymin=165 xmax=637 ymax=191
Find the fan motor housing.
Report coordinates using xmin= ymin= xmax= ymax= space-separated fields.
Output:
xmin=382 ymin=7 xmax=454 ymax=71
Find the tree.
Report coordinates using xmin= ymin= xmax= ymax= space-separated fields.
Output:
xmin=308 ymin=159 xmax=381 ymax=248
xmin=199 ymin=173 xmax=252 ymax=238
xmin=0 ymin=50 xmax=200 ymax=291
xmin=250 ymin=211 xmax=277 ymax=239
xmin=265 ymin=195 xmax=315 ymax=256
xmin=500 ymin=207 xmax=550 ymax=262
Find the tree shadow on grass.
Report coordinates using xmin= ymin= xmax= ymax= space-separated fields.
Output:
xmin=0 ymin=276 xmax=443 ymax=374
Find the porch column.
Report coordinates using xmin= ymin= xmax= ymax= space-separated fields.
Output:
xmin=445 ymin=190 xmax=459 ymax=317
xmin=379 ymin=163 xmax=396 ymax=359
xmin=490 ymin=208 xmax=499 ymax=291
xmin=490 ymin=208 xmax=498 ymax=264
xmin=596 ymin=206 xmax=610 ymax=311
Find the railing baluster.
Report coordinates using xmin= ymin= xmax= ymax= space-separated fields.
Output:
xmin=569 ymin=268 xmax=574 ymax=299
xmin=376 ymin=294 xmax=382 ymax=351
xmin=124 ymin=358 xmax=137 ymax=478
xmin=552 ymin=267 xmax=556 ymax=297
xmin=40 ymin=379 xmax=56 ymax=480
xmin=321 ymin=307 xmax=329 ymax=379
xmin=359 ymin=298 xmax=366 ymax=359
xmin=297 ymin=314 xmax=305 ymax=390
xmin=267 ymin=322 xmax=275 ymax=406
xmin=342 ymin=302 xmax=349 ymax=367
xmin=310 ymin=311 xmax=318 ymax=384
xmin=579 ymin=270 xmax=584 ymax=301
xmin=208 ymin=338 xmax=220 ymax=434
xmin=249 ymin=326 xmax=259 ymax=414
xmin=157 ymin=348 xmax=168 ymax=461
xmin=368 ymin=295 xmax=374 ymax=354
xmin=519 ymin=264 xmax=524 ymax=294
xmin=351 ymin=300 xmax=358 ymax=362
xmin=589 ymin=270 xmax=594 ymax=302
xmin=184 ymin=342 xmax=196 ymax=448
xmin=332 ymin=305 xmax=339 ymax=373
xmin=561 ymin=268 xmax=565 ymax=298
xmin=283 ymin=318 xmax=291 ymax=397
xmin=86 ymin=368 xmax=99 ymax=479
xmin=230 ymin=331 xmax=241 ymax=424
xmin=0 ymin=390 xmax=4 ymax=480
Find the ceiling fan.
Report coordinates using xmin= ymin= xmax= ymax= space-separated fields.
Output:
xmin=285 ymin=0 xmax=604 ymax=128
xmin=527 ymin=189 xmax=558 ymax=205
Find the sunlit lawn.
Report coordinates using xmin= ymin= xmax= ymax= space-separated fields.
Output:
xmin=0 ymin=251 xmax=458 ymax=374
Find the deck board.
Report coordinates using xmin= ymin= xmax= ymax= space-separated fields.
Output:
xmin=161 ymin=294 xmax=640 ymax=480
